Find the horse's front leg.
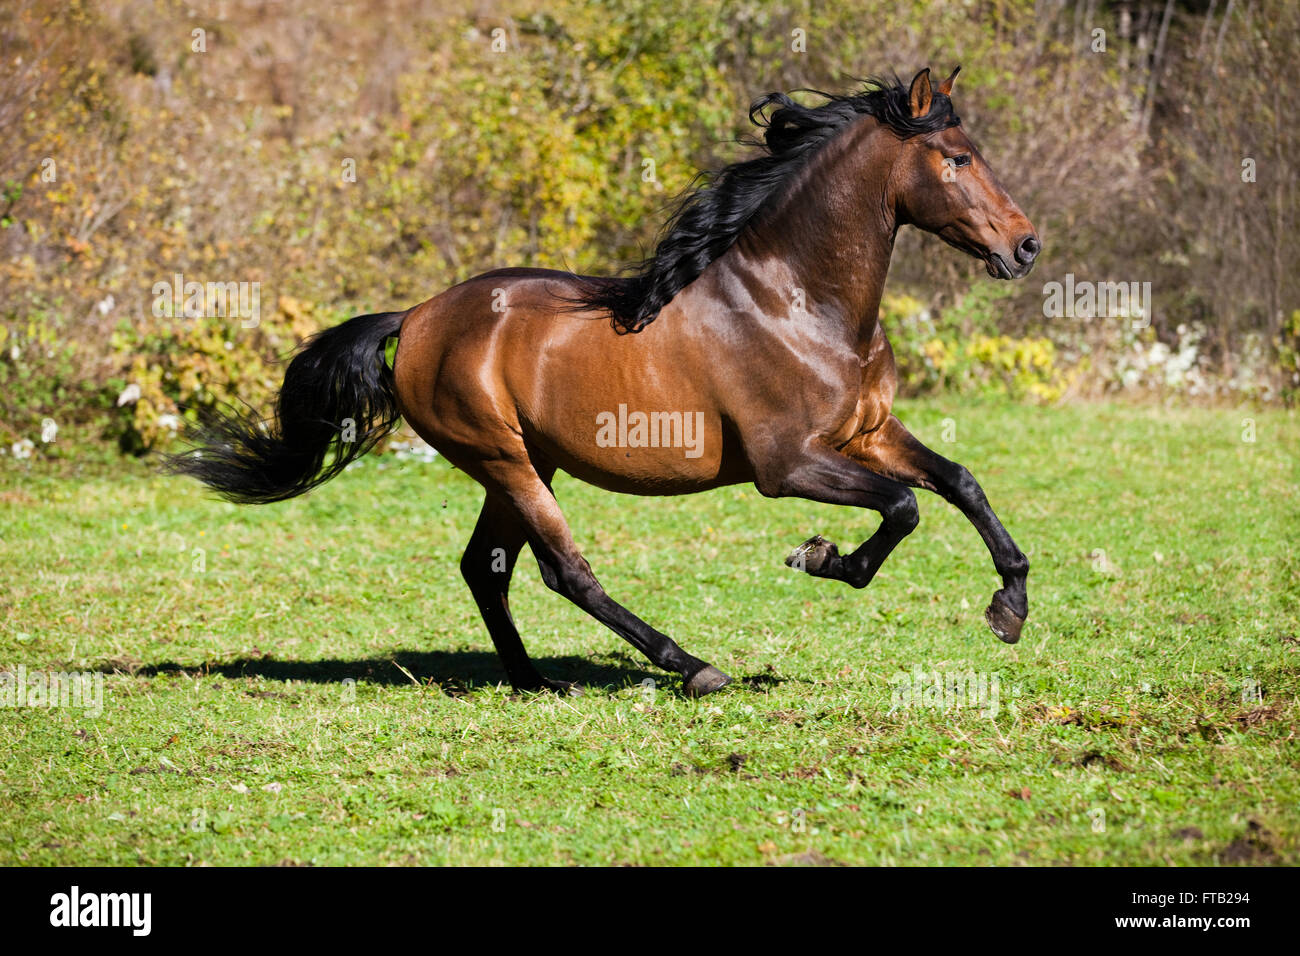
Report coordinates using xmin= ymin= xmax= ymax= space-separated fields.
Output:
xmin=755 ymin=440 xmax=921 ymax=589
xmin=844 ymin=415 xmax=1029 ymax=644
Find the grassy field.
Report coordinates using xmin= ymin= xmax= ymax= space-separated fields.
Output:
xmin=1 ymin=397 xmax=1297 ymax=866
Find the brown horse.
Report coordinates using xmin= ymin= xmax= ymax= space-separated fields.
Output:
xmin=171 ymin=67 xmax=1039 ymax=697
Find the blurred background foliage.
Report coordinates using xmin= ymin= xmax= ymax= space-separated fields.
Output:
xmin=0 ymin=0 xmax=1296 ymax=456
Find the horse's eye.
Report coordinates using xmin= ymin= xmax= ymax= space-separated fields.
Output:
xmin=951 ymin=154 xmax=971 ymax=168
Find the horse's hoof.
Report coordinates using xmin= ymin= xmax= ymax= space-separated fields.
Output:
xmin=684 ymin=665 xmax=733 ymax=698
xmin=984 ymin=594 xmax=1025 ymax=644
xmin=786 ymin=535 xmax=838 ymax=575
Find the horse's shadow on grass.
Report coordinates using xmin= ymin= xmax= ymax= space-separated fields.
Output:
xmin=125 ymin=650 xmax=664 ymax=696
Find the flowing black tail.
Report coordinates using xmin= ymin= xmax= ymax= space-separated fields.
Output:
xmin=165 ymin=311 xmax=406 ymax=504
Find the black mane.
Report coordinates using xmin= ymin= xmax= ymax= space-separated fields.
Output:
xmin=576 ymin=76 xmax=961 ymax=333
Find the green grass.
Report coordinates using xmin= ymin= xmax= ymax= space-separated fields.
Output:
xmin=1 ymin=397 xmax=1297 ymax=866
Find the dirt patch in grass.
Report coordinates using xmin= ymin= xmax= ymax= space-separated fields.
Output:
xmin=1029 ymin=703 xmax=1137 ymax=729
xmin=1219 ymin=820 xmax=1277 ymax=863
xmin=769 ymin=849 xmax=844 ymax=866
xmin=1233 ymin=704 xmax=1282 ymax=728
xmin=1070 ymin=749 xmax=1132 ymax=772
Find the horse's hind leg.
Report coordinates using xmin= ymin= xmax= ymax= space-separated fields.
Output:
xmin=846 ymin=415 xmax=1029 ymax=644
xmin=461 ymin=482 xmax=577 ymax=694
xmin=479 ymin=460 xmax=731 ymax=697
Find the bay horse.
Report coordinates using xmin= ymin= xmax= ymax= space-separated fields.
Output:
xmin=170 ymin=67 xmax=1040 ymax=697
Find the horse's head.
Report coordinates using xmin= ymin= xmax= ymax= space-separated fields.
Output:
xmin=891 ymin=67 xmax=1040 ymax=280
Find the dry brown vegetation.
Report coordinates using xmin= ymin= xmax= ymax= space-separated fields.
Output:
xmin=0 ymin=0 xmax=1296 ymax=453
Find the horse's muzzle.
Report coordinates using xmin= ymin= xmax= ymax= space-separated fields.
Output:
xmin=988 ymin=237 xmax=1039 ymax=280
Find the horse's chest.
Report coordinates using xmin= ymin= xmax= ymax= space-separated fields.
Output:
xmin=838 ymin=332 xmax=897 ymax=443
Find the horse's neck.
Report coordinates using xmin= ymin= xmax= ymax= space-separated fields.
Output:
xmin=720 ymin=118 xmax=897 ymax=347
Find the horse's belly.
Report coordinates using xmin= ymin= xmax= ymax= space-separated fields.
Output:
xmin=527 ymin=406 xmax=744 ymax=495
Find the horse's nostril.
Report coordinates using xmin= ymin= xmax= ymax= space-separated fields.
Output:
xmin=1016 ymin=235 xmax=1041 ymax=263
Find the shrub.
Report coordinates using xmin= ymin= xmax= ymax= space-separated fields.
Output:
xmin=885 ymin=286 xmax=1070 ymax=403
xmin=113 ymin=297 xmax=324 ymax=453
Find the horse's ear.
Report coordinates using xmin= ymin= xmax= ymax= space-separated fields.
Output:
xmin=937 ymin=65 xmax=961 ymax=97
xmin=908 ymin=68 xmax=933 ymax=117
